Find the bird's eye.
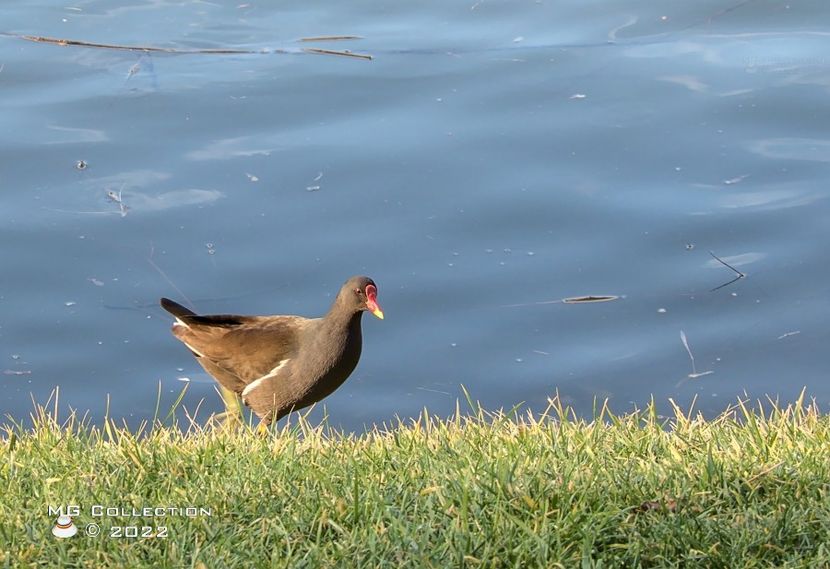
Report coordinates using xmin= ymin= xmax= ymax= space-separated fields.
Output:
xmin=354 ymin=288 xmax=362 ymax=295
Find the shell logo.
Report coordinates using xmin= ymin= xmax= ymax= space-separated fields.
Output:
xmin=52 ymin=515 xmax=78 ymax=538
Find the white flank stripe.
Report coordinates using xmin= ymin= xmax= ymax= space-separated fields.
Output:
xmin=242 ymin=359 xmax=289 ymax=399
xmin=183 ymin=342 xmax=204 ymax=357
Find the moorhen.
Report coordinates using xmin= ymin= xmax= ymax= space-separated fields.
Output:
xmin=160 ymin=275 xmax=383 ymax=423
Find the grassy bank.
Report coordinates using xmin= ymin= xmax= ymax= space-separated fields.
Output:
xmin=1 ymin=394 xmax=829 ymax=568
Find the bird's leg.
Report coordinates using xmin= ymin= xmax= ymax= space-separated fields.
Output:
xmin=255 ymin=421 xmax=270 ymax=437
xmin=218 ymin=385 xmax=242 ymax=417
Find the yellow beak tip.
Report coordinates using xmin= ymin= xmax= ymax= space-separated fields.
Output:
xmin=373 ymin=309 xmax=385 ymax=320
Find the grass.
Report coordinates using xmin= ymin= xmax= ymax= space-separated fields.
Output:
xmin=1 ymin=390 xmax=829 ymax=568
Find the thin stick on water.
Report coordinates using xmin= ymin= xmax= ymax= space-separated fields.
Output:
xmin=677 ymin=330 xmax=714 ymax=386
xmin=680 ymin=330 xmax=697 ymax=376
xmin=301 ymin=47 xmax=372 ymax=60
xmin=709 ymin=250 xmax=745 ymax=277
xmin=298 ymin=36 xmax=363 ymax=42
xmin=1 ymin=32 xmax=372 ymax=60
xmin=501 ymin=294 xmax=623 ymax=308
xmin=709 ymin=250 xmax=746 ymax=292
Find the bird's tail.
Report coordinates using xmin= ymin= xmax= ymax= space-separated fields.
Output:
xmin=160 ymin=297 xmax=197 ymax=318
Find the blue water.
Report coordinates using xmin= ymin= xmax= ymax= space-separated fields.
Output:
xmin=2 ymin=0 xmax=829 ymax=429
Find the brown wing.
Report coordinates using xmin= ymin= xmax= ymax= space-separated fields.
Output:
xmin=173 ymin=317 xmax=306 ymax=383
xmin=161 ymin=299 xmax=308 ymax=392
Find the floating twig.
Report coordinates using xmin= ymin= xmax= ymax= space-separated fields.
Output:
xmin=709 ymin=250 xmax=745 ymax=277
xmin=302 ymin=47 xmax=372 ymax=60
xmin=677 ymin=330 xmax=713 ymax=386
xmin=298 ymin=35 xmax=363 ymax=42
xmin=709 ymin=250 xmax=745 ymax=292
xmin=502 ymin=294 xmax=622 ymax=308
xmin=680 ymin=330 xmax=697 ymax=376
xmin=1 ymin=32 xmax=372 ymax=60
xmin=15 ymin=34 xmax=252 ymax=53
xmin=562 ymin=295 xmax=620 ymax=304
xmin=710 ymin=275 xmax=744 ymax=292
